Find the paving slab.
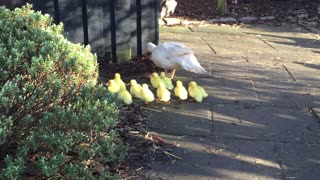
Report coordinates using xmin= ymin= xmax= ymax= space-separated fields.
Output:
xmin=275 ymin=143 xmax=320 ymax=180
xmin=146 ymin=24 xmax=320 ymax=179
xmin=147 ymin=135 xmax=219 ymax=179
xmin=211 ymin=105 xmax=320 ymax=143
xmin=207 ymin=77 xmax=260 ymax=105
xmin=252 ymin=79 xmax=320 ymax=107
xmin=147 ymin=103 xmax=212 ymax=136
xmin=147 ymin=135 xmax=282 ymax=180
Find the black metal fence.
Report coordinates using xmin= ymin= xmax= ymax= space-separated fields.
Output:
xmin=0 ymin=0 xmax=159 ymax=63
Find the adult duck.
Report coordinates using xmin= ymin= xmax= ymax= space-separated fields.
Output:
xmin=144 ymin=42 xmax=208 ymax=79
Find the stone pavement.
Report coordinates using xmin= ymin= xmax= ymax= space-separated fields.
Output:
xmin=145 ymin=23 xmax=320 ymax=179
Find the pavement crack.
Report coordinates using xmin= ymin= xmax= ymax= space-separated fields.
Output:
xmin=208 ymin=104 xmax=214 ymax=136
xmin=236 ymin=115 xmax=243 ymax=124
xmin=212 ymin=102 xmax=313 ymax=110
xmin=219 ymin=136 xmax=320 ymax=145
xmin=274 ymin=143 xmax=288 ymax=180
xmin=210 ymin=105 xmax=215 ymax=136
xmin=256 ymin=36 xmax=279 ymax=52
xmin=282 ymin=64 xmax=296 ymax=81
xmin=200 ymin=37 xmax=217 ymax=54
xmin=242 ymin=55 xmax=249 ymax=63
xmin=249 ymin=77 xmax=262 ymax=106
xmin=186 ymin=27 xmax=217 ymax=55
xmin=277 ymin=159 xmax=288 ymax=180
xmin=273 ymin=143 xmax=278 ymax=153
xmin=187 ymin=27 xmax=194 ymax=32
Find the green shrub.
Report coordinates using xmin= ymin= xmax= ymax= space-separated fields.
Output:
xmin=0 ymin=4 xmax=126 ymax=179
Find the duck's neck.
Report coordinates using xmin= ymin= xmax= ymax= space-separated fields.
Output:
xmin=148 ymin=43 xmax=157 ymax=52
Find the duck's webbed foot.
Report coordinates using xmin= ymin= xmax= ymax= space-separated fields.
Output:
xmin=166 ymin=69 xmax=176 ymax=79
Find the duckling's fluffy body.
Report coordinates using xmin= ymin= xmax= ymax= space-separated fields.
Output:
xmin=174 ymin=81 xmax=188 ymax=100
xmin=157 ymin=82 xmax=171 ymax=102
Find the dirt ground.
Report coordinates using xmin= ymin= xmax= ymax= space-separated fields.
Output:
xmin=174 ymin=0 xmax=319 ymax=21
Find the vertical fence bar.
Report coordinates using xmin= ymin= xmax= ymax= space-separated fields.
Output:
xmin=136 ymin=0 xmax=142 ymax=56
xmin=0 ymin=0 xmax=159 ymax=63
xmin=154 ymin=0 xmax=159 ymax=44
xmin=81 ymin=0 xmax=89 ymax=45
xmin=53 ymin=0 xmax=60 ymax=24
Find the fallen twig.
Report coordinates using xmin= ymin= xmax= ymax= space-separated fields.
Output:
xmin=135 ymin=167 xmax=144 ymax=171
xmin=140 ymin=107 xmax=162 ymax=113
xmin=164 ymin=151 xmax=182 ymax=160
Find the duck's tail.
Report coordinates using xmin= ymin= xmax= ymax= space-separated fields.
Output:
xmin=191 ymin=64 xmax=209 ymax=75
xmin=180 ymin=56 xmax=210 ymax=75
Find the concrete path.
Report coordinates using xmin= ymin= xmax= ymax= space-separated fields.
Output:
xmin=145 ymin=23 xmax=320 ymax=179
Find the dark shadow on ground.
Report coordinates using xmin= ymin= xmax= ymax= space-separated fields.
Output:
xmin=244 ymin=31 xmax=320 ymax=50
xmin=294 ymin=62 xmax=320 ymax=70
xmin=312 ymin=50 xmax=320 ymax=54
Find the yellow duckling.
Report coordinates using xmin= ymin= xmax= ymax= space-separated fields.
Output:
xmin=107 ymin=79 xmax=120 ymax=93
xmin=130 ymin=79 xmax=143 ymax=99
xmin=198 ymin=85 xmax=208 ymax=98
xmin=160 ymin=72 xmax=174 ymax=90
xmin=114 ymin=73 xmax=125 ymax=87
xmin=140 ymin=84 xmax=155 ymax=104
xmin=117 ymin=85 xmax=132 ymax=105
xmin=150 ymin=72 xmax=164 ymax=89
xmin=157 ymin=82 xmax=171 ymax=102
xmin=188 ymin=81 xmax=203 ymax=102
xmin=174 ymin=81 xmax=188 ymax=100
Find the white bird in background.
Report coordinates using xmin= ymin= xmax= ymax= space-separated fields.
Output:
xmin=160 ymin=0 xmax=177 ymax=18
xmin=144 ymin=41 xmax=209 ymax=79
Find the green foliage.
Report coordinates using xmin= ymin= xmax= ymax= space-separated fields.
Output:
xmin=0 ymin=4 xmax=126 ymax=179
xmin=1 ymin=156 xmax=25 ymax=179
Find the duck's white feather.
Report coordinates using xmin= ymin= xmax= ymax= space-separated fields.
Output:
xmin=147 ymin=42 xmax=208 ymax=74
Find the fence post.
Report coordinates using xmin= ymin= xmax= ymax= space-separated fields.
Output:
xmin=0 ymin=0 xmax=159 ymax=63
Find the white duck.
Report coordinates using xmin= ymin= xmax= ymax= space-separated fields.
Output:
xmin=160 ymin=0 xmax=178 ymax=18
xmin=144 ymin=42 xmax=208 ymax=79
